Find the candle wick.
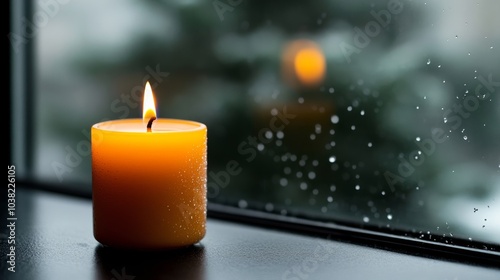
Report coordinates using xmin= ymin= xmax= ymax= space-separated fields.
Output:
xmin=147 ymin=117 xmax=156 ymax=132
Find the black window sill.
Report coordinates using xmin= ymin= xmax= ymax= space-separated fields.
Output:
xmin=1 ymin=186 xmax=499 ymax=280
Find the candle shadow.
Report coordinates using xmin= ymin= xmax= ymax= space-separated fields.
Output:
xmin=93 ymin=243 xmax=206 ymax=280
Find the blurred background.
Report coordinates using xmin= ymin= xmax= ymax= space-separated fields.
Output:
xmin=11 ymin=0 xmax=500 ymax=247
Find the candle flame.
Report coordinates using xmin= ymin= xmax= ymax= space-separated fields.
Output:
xmin=143 ymin=81 xmax=157 ymax=121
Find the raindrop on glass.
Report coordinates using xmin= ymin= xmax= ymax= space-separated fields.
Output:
xmin=238 ymin=200 xmax=248 ymax=208
xmin=265 ymin=131 xmax=273 ymax=139
xmin=279 ymin=178 xmax=288 ymax=187
xmin=315 ymin=124 xmax=322 ymax=134
xmin=265 ymin=203 xmax=274 ymax=212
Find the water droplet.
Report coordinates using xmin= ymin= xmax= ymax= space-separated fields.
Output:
xmin=298 ymin=97 xmax=304 ymax=104
xmin=315 ymin=124 xmax=322 ymax=134
xmin=280 ymin=178 xmax=288 ymax=187
xmin=423 ymin=96 xmax=427 ymax=100
xmin=490 ymin=46 xmax=494 ymax=49
xmin=416 ymin=106 xmax=420 ymax=109
xmin=347 ymin=106 xmax=353 ymax=112
xmin=426 ymin=59 xmax=431 ymax=65
xmin=265 ymin=131 xmax=273 ymax=139
xmin=463 ymin=135 xmax=468 ymax=140
xmin=329 ymin=156 xmax=336 ymax=163
xmin=265 ymin=203 xmax=274 ymax=211
xmin=329 ymin=87 xmax=335 ymax=93
xmin=381 ymin=191 xmax=385 ymax=195
xmin=416 ymin=137 xmax=421 ymax=142
xmin=438 ymin=65 xmax=441 ymax=68
xmin=257 ymin=143 xmax=264 ymax=151
xmin=360 ymin=110 xmax=365 ymax=116
xmin=308 ymin=172 xmax=316 ymax=180
xmin=367 ymin=142 xmax=373 ymax=147
xmin=300 ymin=182 xmax=308 ymax=190
xmin=238 ymin=200 xmax=248 ymax=208
xmin=363 ymin=216 xmax=370 ymax=223
xmin=327 ymin=196 xmax=333 ymax=202
xmin=331 ymin=115 xmax=339 ymax=124
xmin=351 ymin=125 xmax=356 ymax=131
xmin=355 ymin=185 xmax=360 ymax=190
xmin=442 ymin=80 xmax=446 ymax=83
xmin=387 ymin=214 xmax=393 ymax=220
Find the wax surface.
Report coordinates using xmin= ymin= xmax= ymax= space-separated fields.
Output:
xmin=92 ymin=119 xmax=207 ymax=249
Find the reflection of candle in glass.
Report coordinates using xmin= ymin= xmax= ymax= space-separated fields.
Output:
xmin=92 ymin=82 xmax=207 ymax=249
xmin=282 ymin=40 xmax=326 ymax=88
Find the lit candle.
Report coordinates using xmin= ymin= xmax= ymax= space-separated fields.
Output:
xmin=91 ymin=82 xmax=207 ymax=249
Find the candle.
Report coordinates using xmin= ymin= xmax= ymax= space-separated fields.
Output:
xmin=91 ymin=82 xmax=207 ymax=249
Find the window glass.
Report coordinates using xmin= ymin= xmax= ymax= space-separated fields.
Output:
xmin=29 ymin=0 xmax=499 ymax=248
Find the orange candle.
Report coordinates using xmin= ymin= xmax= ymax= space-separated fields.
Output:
xmin=91 ymin=82 xmax=207 ymax=249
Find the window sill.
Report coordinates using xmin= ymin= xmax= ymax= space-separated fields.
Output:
xmin=1 ymin=186 xmax=499 ymax=280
